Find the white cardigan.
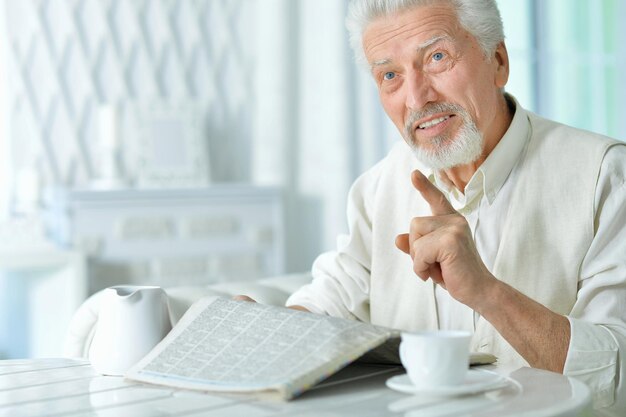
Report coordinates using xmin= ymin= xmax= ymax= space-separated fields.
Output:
xmin=287 ymin=102 xmax=626 ymax=411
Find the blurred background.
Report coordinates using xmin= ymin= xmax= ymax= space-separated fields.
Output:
xmin=0 ymin=0 xmax=624 ymax=359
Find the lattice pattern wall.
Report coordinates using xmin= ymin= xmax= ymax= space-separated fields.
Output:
xmin=4 ymin=0 xmax=256 ymax=191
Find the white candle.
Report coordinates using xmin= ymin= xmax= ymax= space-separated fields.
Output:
xmin=98 ymin=105 xmax=119 ymax=149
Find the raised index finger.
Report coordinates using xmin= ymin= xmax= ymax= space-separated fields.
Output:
xmin=411 ymin=170 xmax=456 ymax=216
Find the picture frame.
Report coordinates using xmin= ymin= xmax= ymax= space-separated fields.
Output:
xmin=130 ymin=101 xmax=210 ymax=188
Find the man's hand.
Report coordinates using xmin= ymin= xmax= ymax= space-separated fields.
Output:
xmin=396 ymin=170 xmax=570 ymax=372
xmin=232 ymin=295 xmax=257 ymax=302
xmin=395 ymin=170 xmax=496 ymax=307
xmin=232 ymin=295 xmax=310 ymax=313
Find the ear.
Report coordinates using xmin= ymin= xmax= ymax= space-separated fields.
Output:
xmin=493 ymin=41 xmax=509 ymax=88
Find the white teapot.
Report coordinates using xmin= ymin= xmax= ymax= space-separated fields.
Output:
xmin=89 ymin=285 xmax=172 ymax=376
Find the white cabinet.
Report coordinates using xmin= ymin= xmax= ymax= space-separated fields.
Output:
xmin=44 ymin=185 xmax=285 ymax=294
xmin=0 ymin=217 xmax=86 ymax=358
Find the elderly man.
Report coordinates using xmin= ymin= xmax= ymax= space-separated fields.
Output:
xmin=243 ymin=0 xmax=626 ymax=413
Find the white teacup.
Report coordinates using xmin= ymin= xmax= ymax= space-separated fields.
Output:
xmin=399 ymin=330 xmax=471 ymax=388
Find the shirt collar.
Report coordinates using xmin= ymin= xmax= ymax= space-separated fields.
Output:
xmin=478 ymin=94 xmax=530 ymax=204
xmin=427 ymin=94 xmax=530 ymax=208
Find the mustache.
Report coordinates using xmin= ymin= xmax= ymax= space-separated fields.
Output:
xmin=403 ymin=103 xmax=468 ymax=137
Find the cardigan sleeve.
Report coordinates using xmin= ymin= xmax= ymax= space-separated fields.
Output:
xmin=285 ymin=159 xmax=385 ymax=322
xmin=565 ymin=145 xmax=626 ymax=414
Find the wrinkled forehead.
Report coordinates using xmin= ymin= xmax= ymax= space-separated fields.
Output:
xmin=362 ymin=4 xmax=464 ymax=63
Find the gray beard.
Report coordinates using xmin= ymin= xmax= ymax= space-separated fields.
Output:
xmin=403 ymin=104 xmax=484 ymax=170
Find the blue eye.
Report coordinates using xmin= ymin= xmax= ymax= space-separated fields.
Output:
xmin=433 ymin=52 xmax=445 ymax=61
xmin=383 ymin=71 xmax=396 ymax=80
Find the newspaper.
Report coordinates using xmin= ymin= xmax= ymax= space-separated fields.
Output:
xmin=125 ymin=296 xmax=396 ymax=400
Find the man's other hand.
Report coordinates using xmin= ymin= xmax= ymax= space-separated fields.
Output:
xmin=232 ymin=295 xmax=310 ymax=313
xmin=232 ymin=295 xmax=257 ymax=302
xmin=395 ymin=170 xmax=496 ymax=307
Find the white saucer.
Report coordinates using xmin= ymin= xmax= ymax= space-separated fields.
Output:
xmin=386 ymin=370 xmax=508 ymax=397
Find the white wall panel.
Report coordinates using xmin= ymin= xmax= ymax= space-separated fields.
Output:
xmin=3 ymin=0 xmax=257 ymax=194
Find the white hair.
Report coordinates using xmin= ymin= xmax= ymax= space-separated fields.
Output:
xmin=346 ymin=0 xmax=504 ymax=67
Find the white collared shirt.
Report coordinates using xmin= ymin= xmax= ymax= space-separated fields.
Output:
xmin=429 ymin=97 xmax=531 ymax=332
xmin=442 ymin=104 xmax=626 ymax=415
xmin=287 ymin=98 xmax=626 ymax=414
xmin=429 ymin=100 xmax=626 ymax=415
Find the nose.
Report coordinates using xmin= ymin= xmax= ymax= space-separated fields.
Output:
xmin=405 ymin=70 xmax=437 ymax=111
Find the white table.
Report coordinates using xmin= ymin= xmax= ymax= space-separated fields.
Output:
xmin=0 ymin=358 xmax=592 ymax=416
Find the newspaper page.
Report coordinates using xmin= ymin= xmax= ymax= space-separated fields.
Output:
xmin=358 ymin=337 xmax=402 ymax=365
xmin=126 ymin=296 xmax=394 ymax=400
